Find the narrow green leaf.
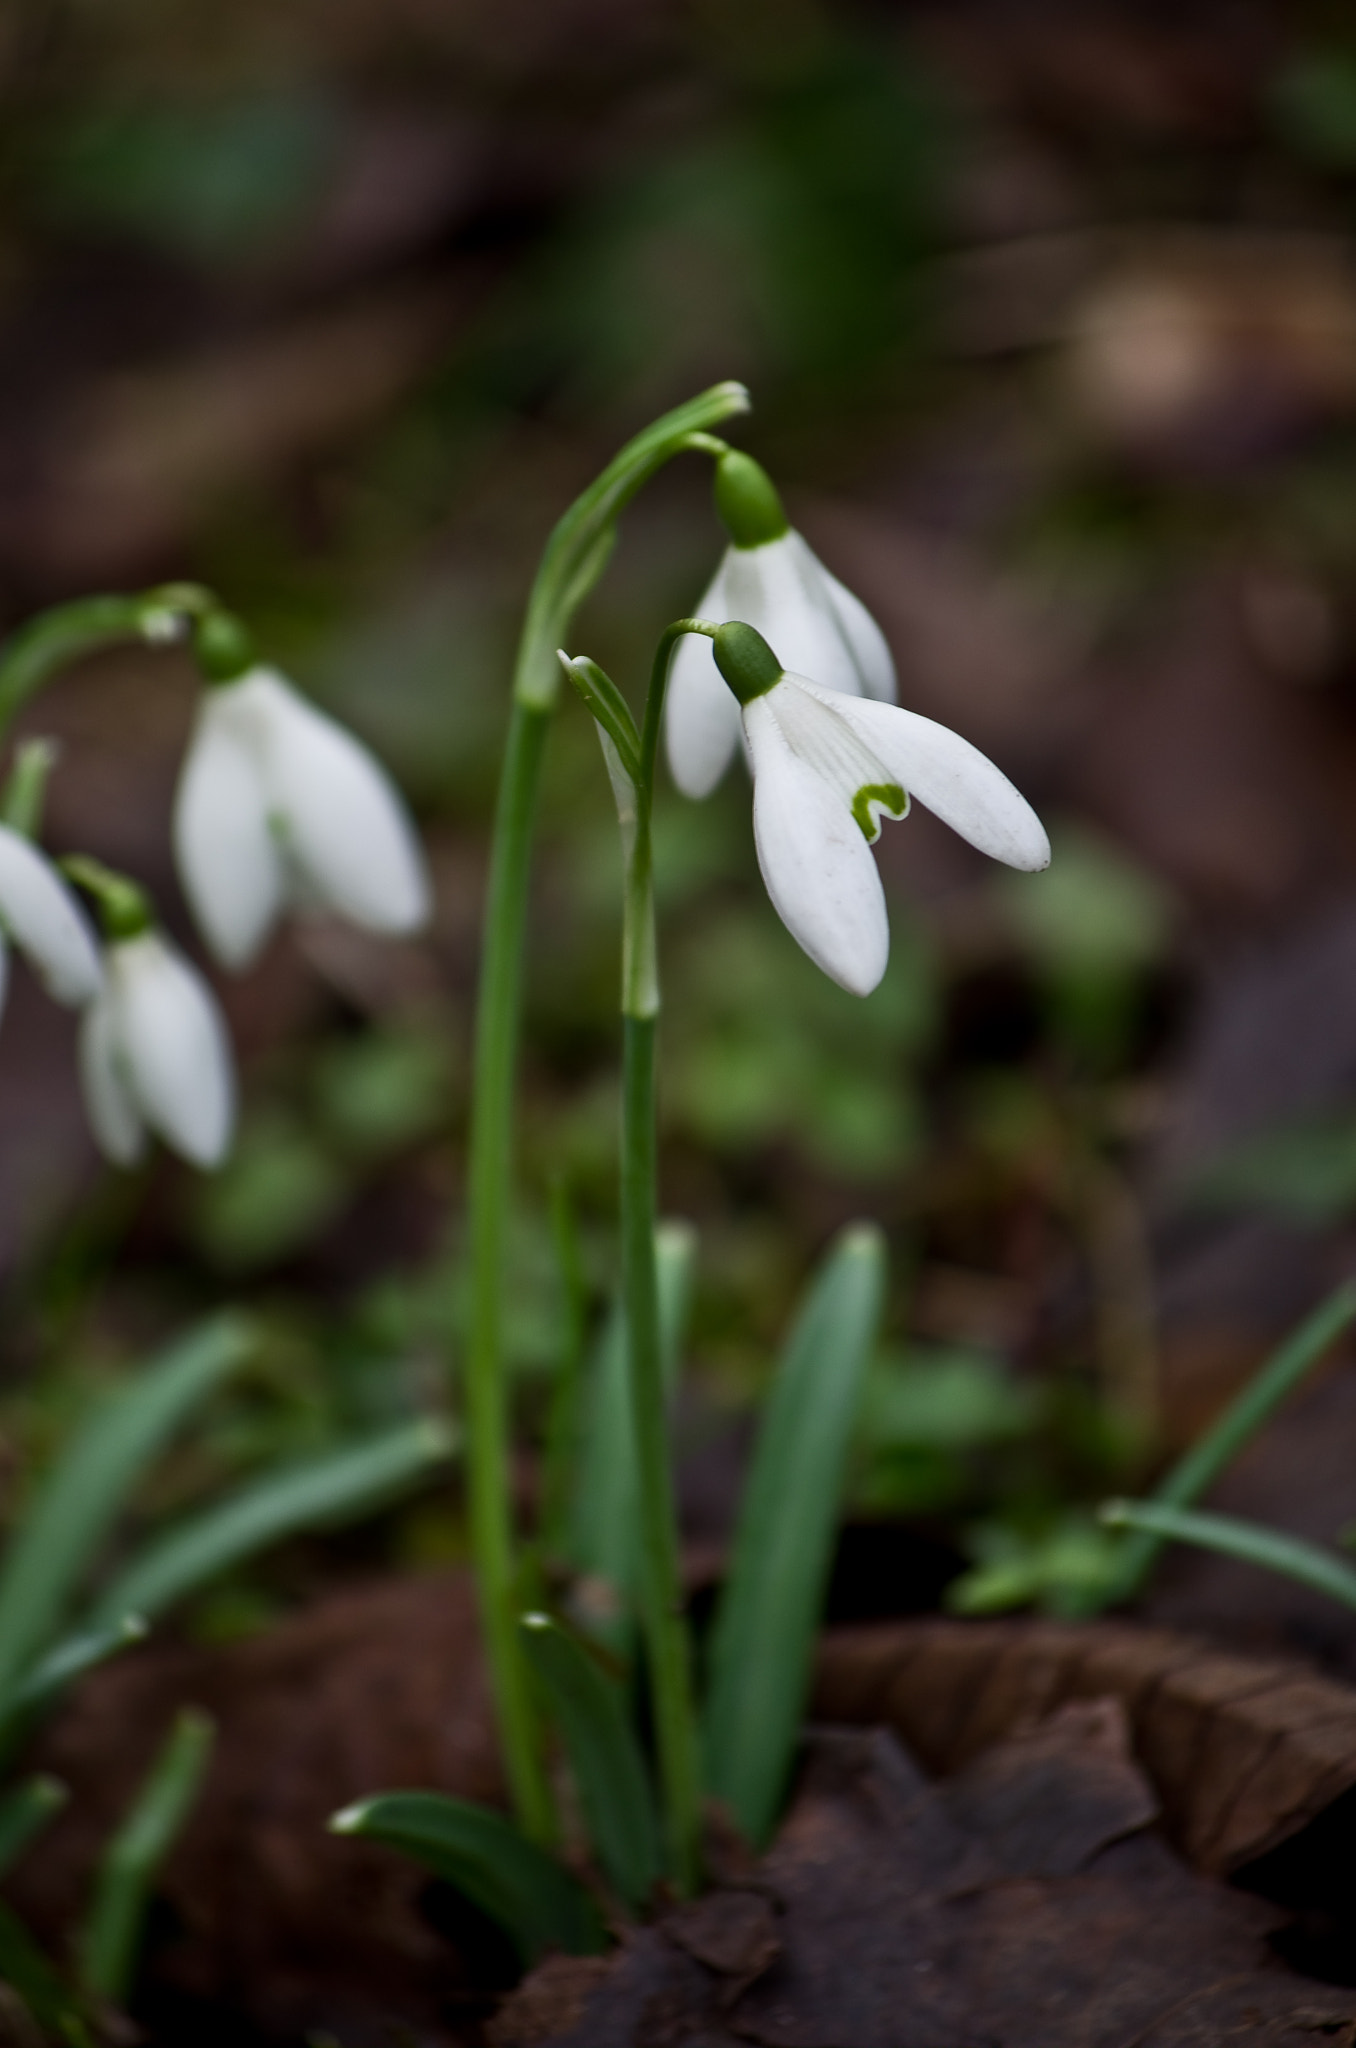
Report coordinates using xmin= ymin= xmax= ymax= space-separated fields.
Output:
xmin=0 ymin=1615 xmax=147 ymax=1764
xmin=87 ymin=1418 xmax=454 ymax=1631
xmin=330 ymin=1791 xmax=606 ymax=1962
xmin=1110 ymin=1279 xmax=1356 ymax=1599
xmin=78 ymin=1707 xmax=214 ymax=2007
xmin=563 ymin=1222 xmax=696 ymax=1658
xmin=703 ymin=1223 xmax=886 ymax=1848
xmin=520 ymin=1612 xmax=660 ymax=1910
xmin=0 ymin=1313 xmax=255 ymax=1707
xmin=539 ymin=1180 xmax=592 ymax=1563
xmin=559 ymin=654 xmax=642 ymax=785
xmin=0 ymin=1776 xmax=67 ymax=1881
xmin=1102 ymin=1499 xmax=1356 ymax=1612
xmin=0 ymin=1901 xmax=89 ymax=2044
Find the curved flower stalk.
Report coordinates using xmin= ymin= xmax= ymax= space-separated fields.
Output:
xmin=665 ymin=451 xmax=896 ymax=800
xmin=173 ymin=614 xmax=431 ymax=970
xmin=710 ymin=622 xmax=1051 ymax=996
xmin=65 ymin=860 xmax=234 ymax=1171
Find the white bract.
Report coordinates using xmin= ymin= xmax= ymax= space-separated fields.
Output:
xmin=0 ymin=826 xmax=103 ymax=1022
xmin=174 ymin=666 xmax=431 ymax=970
xmin=79 ymin=931 xmax=234 ymax=1168
xmin=710 ymin=623 xmax=1050 ymax=998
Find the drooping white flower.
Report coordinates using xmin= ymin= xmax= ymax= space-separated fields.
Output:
xmin=709 ymin=622 xmax=1050 ymax=998
xmin=666 ymin=451 xmax=896 ymax=800
xmin=0 ymin=825 xmax=103 ymax=1023
xmin=174 ymin=665 xmax=431 ymax=970
xmin=79 ymin=930 xmax=234 ymax=1168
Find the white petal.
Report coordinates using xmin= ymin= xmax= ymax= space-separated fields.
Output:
xmin=762 ymin=675 xmax=906 ymax=840
xmin=743 ymin=694 xmax=889 ymax=996
xmin=664 ymin=555 xmax=744 ymax=798
xmin=0 ymin=826 xmax=103 ymax=1005
xmin=109 ymin=933 xmax=235 ymax=1168
xmin=173 ymin=684 xmax=285 ymax=969
xmin=813 ymin=688 xmax=1051 ymax=872
xmin=78 ymin=993 xmax=146 ymax=1166
xmin=809 ymin=544 xmax=897 ymax=703
xmin=249 ymin=671 xmax=431 ymax=934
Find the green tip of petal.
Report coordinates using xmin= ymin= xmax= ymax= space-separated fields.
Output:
xmin=714 ymin=451 xmax=790 ymax=549
xmin=852 ymin=782 xmax=908 ymax=841
xmin=713 ymin=621 xmax=783 ymax=704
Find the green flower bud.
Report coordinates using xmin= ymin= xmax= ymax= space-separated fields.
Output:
xmin=713 ymin=621 xmax=783 ymax=704
xmin=193 ymin=610 xmax=257 ymax=685
xmin=713 ymin=452 xmax=790 ymax=550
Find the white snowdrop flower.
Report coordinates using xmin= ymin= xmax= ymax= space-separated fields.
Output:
xmin=709 ymin=622 xmax=1050 ymax=998
xmin=173 ymin=615 xmax=431 ymax=971
xmin=0 ymin=824 xmax=102 ymax=1024
xmin=78 ymin=927 xmax=235 ymax=1169
xmin=665 ymin=451 xmax=896 ymax=800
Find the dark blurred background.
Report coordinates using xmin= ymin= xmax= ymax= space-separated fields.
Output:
xmin=5 ymin=0 xmax=1356 ymax=1634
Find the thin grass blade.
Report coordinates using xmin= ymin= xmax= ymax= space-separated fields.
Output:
xmin=87 ymin=1418 xmax=454 ymax=1631
xmin=1102 ymin=1499 xmax=1356 ymax=1611
xmin=0 ymin=1313 xmax=254 ymax=1706
xmin=0 ymin=1776 xmax=66 ymax=1881
xmin=330 ymin=1791 xmax=606 ymax=1961
xmin=520 ymin=1611 xmax=660 ymax=1910
xmin=703 ymin=1223 xmax=885 ymax=1849
xmin=539 ymin=1179 xmax=591 ymax=1564
xmin=1110 ymin=1278 xmax=1356 ymax=1599
xmin=563 ymin=1222 xmax=695 ymax=1657
xmin=77 ymin=1708 xmax=214 ymax=2008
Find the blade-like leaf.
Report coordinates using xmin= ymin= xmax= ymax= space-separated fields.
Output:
xmin=0 ymin=1615 xmax=147 ymax=1764
xmin=78 ymin=1708 xmax=214 ymax=2007
xmin=563 ymin=1222 xmax=696 ymax=1657
xmin=0 ymin=1312 xmax=255 ymax=1706
xmin=330 ymin=1791 xmax=606 ymax=1962
xmin=87 ymin=1418 xmax=454 ymax=1631
xmin=1101 ymin=1499 xmax=1356 ymax=1611
xmin=0 ymin=1776 xmax=66 ymax=1881
xmin=0 ymin=1901 xmax=89 ymax=2044
xmin=539 ymin=1179 xmax=591 ymax=1563
xmin=703 ymin=1223 xmax=886 ymax=1848
xmin=1110 ymin=1278 xmax=1356 ymax=1599
xmin=520 ymin=1612 xmax=660 ymax=1910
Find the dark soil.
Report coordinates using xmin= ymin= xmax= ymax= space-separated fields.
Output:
xmin=15 ymin=1575 xmax=1356 ymax=2045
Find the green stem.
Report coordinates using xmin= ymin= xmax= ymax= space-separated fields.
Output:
xmin=464 ymin=697 xmax=555 ymax=1840
xmin=460 ymin=386 xmax=748 ymax=1842
xmin=614 ymin=620 xmax=710 ymax=1893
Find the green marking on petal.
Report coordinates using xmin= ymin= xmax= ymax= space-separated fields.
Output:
xmin=852 ymin=782 xmax=908 ymax=841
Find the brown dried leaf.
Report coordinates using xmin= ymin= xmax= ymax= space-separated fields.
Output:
xmin=814 ymin=1617 xmax=1356 ymax=1872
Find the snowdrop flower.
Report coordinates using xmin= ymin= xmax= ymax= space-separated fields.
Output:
xmin=665 ymin=451 xmax=896 ymax=799
xmin=0 ymin=819 xmax=102 ymax=1024
xmin=174 ymin=613 xmax=431 ymax=971
xmin=78 ymin=920 xmax=234 ymax=1171
xmin=708 ymin=621 xmax=1050 ymax=998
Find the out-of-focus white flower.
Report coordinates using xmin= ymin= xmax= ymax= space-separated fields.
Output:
xmin=665 ymin=451 xmax=896 ymax=800
xmin=0 ymin=825 xmax=102 ymax=1022
xmin=174 ymin=666 xmax=431 ymax=970
xmin=710 ymin=622 xmax=1050 ymax=998
xmin=79 ymin=930 xmax=234 ymax=1168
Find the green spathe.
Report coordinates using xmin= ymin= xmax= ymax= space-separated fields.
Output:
xmin=713 ymin=621 xmax=783 ymax=704
xmin=714 ymin=451 xmax=790 ymax=549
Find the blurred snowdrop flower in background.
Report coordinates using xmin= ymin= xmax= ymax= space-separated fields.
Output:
xmin=79 ymin=925 xmax=235 ymax=1170
xmin=665 ymin=450 xmax=897 ymax=799
xmin=0 ymin=823 xmax=102 ymax=1022
xmin=709 ymin=621 xmax=1050 ymax=998
xmin=174 ymin=613 xmax=431 ymax=970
